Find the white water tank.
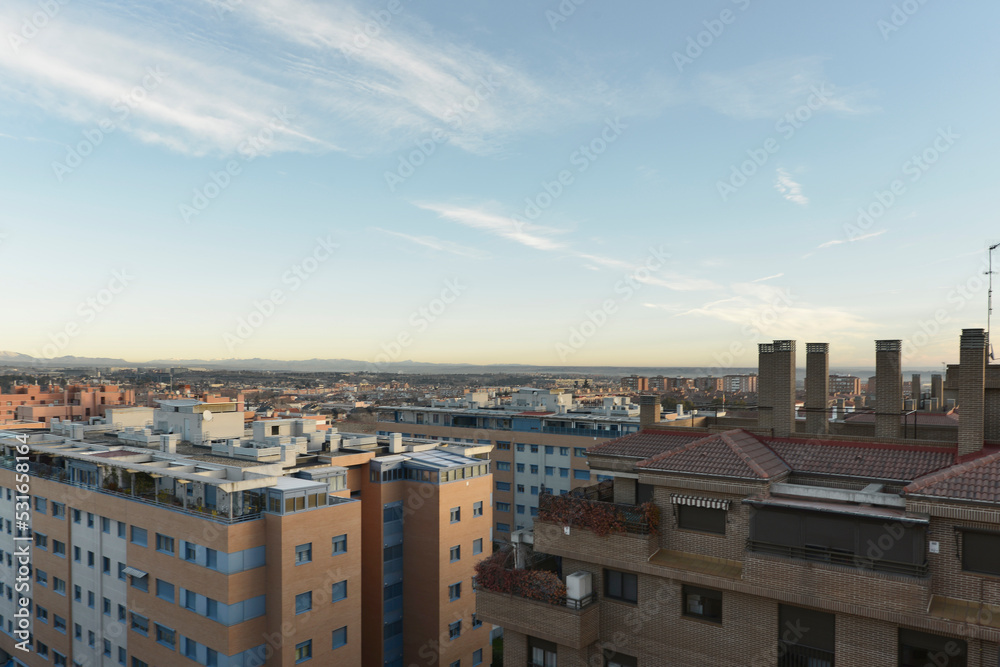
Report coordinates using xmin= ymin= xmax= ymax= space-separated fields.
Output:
xmin=565 ymin=571 xmax=592 ymax=604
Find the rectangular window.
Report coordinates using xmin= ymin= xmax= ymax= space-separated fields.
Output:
xmin=559 ymin=467 xmax=569 ymax=477
xmin=54 ymin=615 xmax=67 ymax=632
xmin=117 ymin=521 xmax=126 ymax=538
xmin=156 ymin=534 xmax=174 ymax=554
xmin=52 ymin=502 xmax=65 ymax=519
xmin=295 ymin=591 xmax=312 ymax=614
xmin=448 ymin=582 xmax=461 ymax=601
xmin=53 ymin=540 xmax=66 ymax=556
xmin=103 ymin=598 xmax=111 ymax=616
xmin=530 ymin=465 xmax=538 ymax=474
xmin=473 ymin=649 xmax=483 ymax=665
xmin=559 ymin=447 xmax=569 ymax=456
xmin=495 ymin=461 xmax=510 ymax=471
xmin=101 ymin=516 xmax=110 ymax=533
xmin=130 ymin=526 xmax=147 ymax=547
xmin=155 ymin=624 xmax=176 ymax=649
xmin=295 ymin=543 xmax=312 ymax=564
xmin=448 ymin=620 xmax=461 ymax=640
xmin=961 ymin=530 xmax=1000 ymax=575
xmin=605 ymin=653 xmax=638 ymax=667
xmin=332 ymin=534 xmax=347 ymax=555
xmin=574 ymin=447 xmax=586 ymax=457
xmin=495 ymin=481 xmax=510 ymax=492
xmin=517 ymin=505 xmax=525 ymax=514
xmin=516 ymin=463 xmax=525 ymax=473
xmin=545 ymin=446 xmax=554 ymax=455
xmin=516 ymin=444 xmax=525 ymax=452
xmin=530 ymin=445 xmax=538 ymax=453
xmin=130 ymin=575 xmax=148 ymax=593
xmin=678 ymin=504 xmax=726 ymax=535
xmin=682 ymin=585 xmax=723 ymax=624
xmin=103 ymin=556 xmax=111 ymax=574
xmin=545 ymin=466 xmax=554 ymax=476
xmin=450 ymin=545 xmax=461 ymax=562
xmin=34 ymin=497 xmax=46 ymax=513
xmin=497 ymin=522 xmax=510 ymax=533
xmin=473 ymin=501 xmax=483 ymax=517
xmin=130 ymin=613 xmax=149 ymax=636
xmin=898 ymin=629 xmax=966 ymax=667
xmin=74 ymin=546 xmax=81 ymax=562
xmin=530 ymin=486 xmax=538 ymax=495
xmin=331 ymin=580 xmax=347 ymax=602
xmin=778 ymin=605 xmax=835 ymax=663
xmin=473 ymin=538 xmax=483 ymax=555
xmin=73 ymin=509 xmax=81 ymax=523
xmin=53 ymin=577 xmax=66 ymax=595
xmin=156 ymin=580 xmax=174 ymax=602
xmin=450 ymin=507 xmax=461 ymax=523
xmin=185 ymin=542 xmax=197 ymax=561
xmin=332 ymin=626 xmax=347 ymax=649
xmin=604 ymin=569 xmax=638 ymax=603
xmin=496 ymin=502 xmax=510 ymax=512
xmin=294 ymin=640 xmax=312 ymax=663
xmin=88 ymin=551 xmax=95 ymax=567
xmin=496 ymin=441 xmax=511 ymax=450
xmin=573 ymin=469 xmax=590 ymax=480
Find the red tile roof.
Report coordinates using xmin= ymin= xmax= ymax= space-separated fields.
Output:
xmin=904 ymin=450 xmax=1000 ymax=503
xmin=764 ymin=438 xmax=955 ymax=482
xmin=587 ymin=430 xmax=704 ymax=459
xmin=638 ymin=430 xmax=790 ymax=480
xmin=844 ymin=412 xmax=958 ymax=427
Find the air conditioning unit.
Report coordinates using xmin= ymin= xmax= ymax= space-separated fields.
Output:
xmin=565 ymin=571 xmax=592 ymax=604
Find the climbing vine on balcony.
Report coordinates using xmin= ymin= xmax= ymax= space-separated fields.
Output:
xmin=474 ymin=550 xmax=566 ymax=605
xmin=538 ymin=494 xmax=660 ymax=537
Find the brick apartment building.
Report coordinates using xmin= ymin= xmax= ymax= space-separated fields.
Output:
xmin=0 ymin=385 xmax=135 ymax=424
xmin=828 ymin=374 xmax=861 ymax=395
xmin=0 ymin=417 xmax=491 ymax=666
xmin=477 ymin=330 xmax=1000 ymax=666
xmin=620 ymin=376 xmax=649 ymax=392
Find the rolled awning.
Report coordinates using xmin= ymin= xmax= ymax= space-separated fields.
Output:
xmin=671 ymin=494 xmax=730 ymax=511
xmin=122 ymin=567 xmax=147 ymax=578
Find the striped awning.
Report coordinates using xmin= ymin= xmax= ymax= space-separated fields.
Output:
xmin=670 ymin=494 xmax=730 ymax=511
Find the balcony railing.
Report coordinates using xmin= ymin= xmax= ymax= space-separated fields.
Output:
xmin=746 ymin=539 xmax=928 ymax=578
xmin=778 ymin=643 xmax=834 ymax=666
xmin=472 ymin=577 xmax=597 ymax=609
xmin=538 ymin=487 xmax=657 ymax=536
xmin=540 ymin=426 xmax=623 ymax=438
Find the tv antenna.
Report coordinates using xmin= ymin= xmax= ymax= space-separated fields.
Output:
xmin=988 ymin=243 xmax=1000 ymax=359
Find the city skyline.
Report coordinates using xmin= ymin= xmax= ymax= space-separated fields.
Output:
xmin=1 ymin=0 xmax=998 ymax=367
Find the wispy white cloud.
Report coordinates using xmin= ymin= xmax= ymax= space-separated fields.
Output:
xmin=373 ymin=227 xmax=489 ymax=260
xmin=752 ymin=273 xmax=784 ymax=283
xmin=818 ymin=229 xmax=886 ymax=248
xmin=774 ymin=168 xmax=808 ymax=206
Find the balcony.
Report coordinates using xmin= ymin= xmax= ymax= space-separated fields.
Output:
xmin=474 ymin=582 xmax=599 ymax=650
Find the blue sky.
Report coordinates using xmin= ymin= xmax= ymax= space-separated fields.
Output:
xmin=0 ymin=0 xmax=997 ymax=369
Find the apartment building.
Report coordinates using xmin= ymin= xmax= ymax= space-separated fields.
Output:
xmin=377 ymin=389 xmax=638 ymax=540
xmin=722 ymin=374 xmax=757 ymax=394
xmin=476 ymin=329 xmax=1000 ymax=666
xmin=620 ymin=376 xmax=648 ymax=392
xmin=0 ymin=418 xmax=492 ymax=666
xmin=0 ymin=385 xmax=135 ymax=424
xmin=829 ymin=374 xmax=861 ymax=395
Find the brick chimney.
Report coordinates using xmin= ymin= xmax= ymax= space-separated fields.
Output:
xmin=757 ymin=343 xmax=774 ymax=431
xmin=772 ymin=340 xmax=796 ymax=437
xmin=931 ymin=374 xmax=944 ymax=410
xmin=958 ymin=328 xmax=987 ymax=457
xmin=639 ymin=394 xmax=661 ymax=428
xmin=875 ymin=340 xmax=903 ymax=439
xmin=805 ymin=343 xmax=829 ymax=435
xmin=911 ymin=374 xmax=921 ymax=409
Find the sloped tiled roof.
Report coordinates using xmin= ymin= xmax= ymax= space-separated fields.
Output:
xmin=904 ymin=450 xmax=1000 ymax=503
xmin=587 ymin=430 xmax=704 ymax=459
xmin=637 ymin=429 xmax=790 ymax=480
xmin=765 ymin=439 xmax=955 ymax=482
xmin=844 ymin=412 xmax=959 ymax=427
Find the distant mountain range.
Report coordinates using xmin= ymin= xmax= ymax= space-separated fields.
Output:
xmin=0 ymin=350 xmax=925 ymax=377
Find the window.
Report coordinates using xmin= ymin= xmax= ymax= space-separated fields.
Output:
xmin=332 ymin=626 xmax=347 ymax=650
xmin=132 ymin=659 xmax=149 ymax=667
xmin=496 ymin=461 xmax=510 ymax=471
xmin=473 ymin=501 xmax=483 ymax=517
xmin=682 ymin=585 xmax=723 ymax=623
xmin=448 ymin=620 xmax=461 ymax=640
xmin=88 ymin=551 xmax=95 ymax=567
xmin=331 ymin=580 xmax=347 ymax=602
xmin=898 ymin=629 xmax=966 ymax=667
xmin=156 ymin=534 xmax=174 ymax=554
xmin=496 ymin=442 xmax=511 ymax=450
xmin=530 ymin=445 xmax=538 ymax=453
xmin=778 ymin=605 xmax=835 ymax=665
xmin=88 ymin=591 xmax=95 ymax=608
xmin=516 ymin=444 xmax=525 ymax=452
xmin=516 ymin=484 xmax=525 ymax=493
xmin=529 ymin=637 xmax=557 ymax=667
xmin=118 ymin=562 xmax=126 ymax=581
xmin=574 ymin=469 xmax=590 ymax=480
xmin=605 ymin=653 xmax=638 ymax=667
xmin=74 ymin=546 xmax=81 ymax=562
xmin=450 ymin=507 xmax=461 ymax=523
xmin=961 ymin=530 xmax=1000 ymax=576
xmin=473 ymin=649 xmax=484 ymax=666
xmin=54 ymin=615 xmax=67 ymax=632
xmin=155 ymin=624 xmax=176 ymax=649
xmin=472 ymin=613 xmax=482 ymax=628
xmin=53 ymin=540 xmax=66 ymax=556
xmin=103 ymin=556 xmax=111 ymax=574
xmin=517 ymin=505 xmax=525 ymax=514
xmin=604 ymin=569 xmax=637 ymax=603
xmin=53 ymin=577 xmax=66 ymax=595
xmin=103 ymin=597 xmax=111 ymax=616
xmin=294 ymin=639 xmax=312 ymax=663
xmin=295 ymin=591 xmax=312 ymax=614
xmin=450 ymin=545 xmax=461 ymax=562
xmin=530 ymin=465 xmax=539 ymax=474
xmin=473 ymin=538 xmax=483 ymax=555
xmin=87 ymin=512 xmax=94 ymax=528
xmin=497 ymin=522 xmax=510 ymax=532
xmin=496 ymin=502 xmax=510 ymax=512
xmin=206 ymin=548 xmax=218 ymax=569
xmin=117 ymin=521 xmax=126 ymax=538
xmin=36 ymin=606 xmax=48 ymax=622
xmin=130 ymin=612 xmax=149 ymax=636
xmin=559 ymin=447 xmax=569 ymax=456
xmin=544 ymin=446 xmax=554 ymax=455
xmin=295 ymin=543 xmax=312 ymax=564
xmin=130 ymin=574 xmax=148 ymax=593
xmin=574 ymin=447 xmax=586 ymax=457
xmin=74 ymin=623 xmax=82 ymax=640
xmin=34 ymin=533 xmax=47 ymax=549
xmin=545 ymin=466 xmax=554 ymax=476
xmin=101 ymin=516 xmax=110 ymax=533
xmin=118 ymin=647 xmax=126 ymax=665
xmin=73 ymin=509 xmax=81 ymax=523
xmin=130 ymin=526 xmax=147 ymax=547
xmin=516 ymin=463 xmax=525 ymax=473
xmin=530 ymin=506 xmax=539 ymax=517
xmin=495 ymin=481 xmax=511 ymax=492
xmin=34 ymin=497 xmax=46 ymax=513
xmin=104 ymin=639 xmax=111 ymax=657
xmin=384 ymin=544 xmax=403 ymax=561
xmin=530 ymin=486 xmax=539 ymax=495
xmin=678 ymin=504 xmax=726 ymax=535
xmin=118 ymin=604 xmax=126 ymax=622
xmin=332 ymin=534 xmax=347 ymax=555
xmin=185 ymin=542 xmax=197 ymax=561
xmin=156 ymin=580 xmax=174 ymax=602
xmin=52 ymin=502 xmax=65 ymax=519
xmin=448 ymin=582 xmax=461 ymax=601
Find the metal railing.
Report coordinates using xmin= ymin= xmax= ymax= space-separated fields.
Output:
xmin=746 ymin=539 xmax=929 ymax=577
xmin=540 ymin=426 xmax=623 ymax=438
xmin=539 ymin=488 xmax=653 ymax=535
xmin=778 ymin=643 xmax=835 ymax=666
xmin=472 ymin=577 xmax=598 ymax=610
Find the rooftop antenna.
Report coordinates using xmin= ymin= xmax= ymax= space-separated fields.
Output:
xmin=988 ymin=242 xmax=1000 ymax=360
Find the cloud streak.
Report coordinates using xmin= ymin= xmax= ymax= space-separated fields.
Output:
xmin=774 ymin=168 xmax=808 ymax=206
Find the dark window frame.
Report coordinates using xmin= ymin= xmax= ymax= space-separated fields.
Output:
xmin=603 ymin=569 xmax=638 ymax=604
xmin=681 ymin=585 xmax=723 ymax=624
xmin=677 ymin=504 xmax=727 ymax=535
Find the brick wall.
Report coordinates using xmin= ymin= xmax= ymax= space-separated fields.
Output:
xmin=654 ymin=486 xmax=748 ymax=562
xmin=805 ymin=343 xmax=829 ymax=435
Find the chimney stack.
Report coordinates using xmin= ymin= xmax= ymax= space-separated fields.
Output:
xmin=805 ymin=343 xmax=830 ymax=435
xmin=757 ymin=343 xmax=774 ymax=431
xmin=875 ymin=340 xmax=903 ymax=439
xmin=958 ymin=328 xmax=987 ymax=457
xmin=931 ymin=374 xmax=944 ymax=410
xmin=772 ymin=340 xmax=797 ymax=437
xmin=911 ymin=374 xmax=921 ymax=409
xmin=639 ymin=395 xmax=661 ymax=428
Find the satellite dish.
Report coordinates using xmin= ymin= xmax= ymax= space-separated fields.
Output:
xmin=203 ymin=410 xmax=213 ymax=421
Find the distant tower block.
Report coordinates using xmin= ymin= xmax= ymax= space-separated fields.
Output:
xmin=757 ymin=343 xmax=774 ymax=431
xmin=931 ymin=374 xmax=944 ymax=409
xmin=911 ymin=374 xmax=921 ymax=409
xmin=805 ymin=343 xmax=830 ymax=435
xmin=772 ymin=340 xmax=796 ymax=438
xmin=875 ymin=340 xmax=903 ymax=440
xmin=958 ymin=329 xmax=988 ymax=457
